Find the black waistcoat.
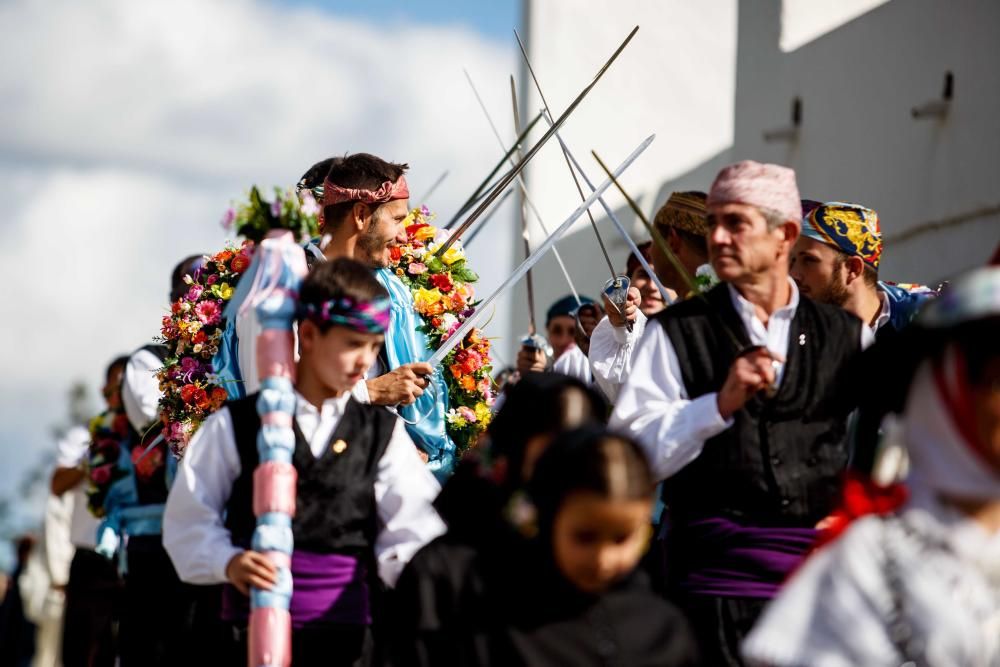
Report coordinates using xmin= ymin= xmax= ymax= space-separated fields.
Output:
xmin=657 ymin=284 xmax=861 ymax=526
xmin=127 ymin=343 xmax=170 ymax=506
xmin=224 ymin=393 xmax=396 ymax=555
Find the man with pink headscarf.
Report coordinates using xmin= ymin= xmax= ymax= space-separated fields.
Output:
xmin=611 ymin=161 xmax=872 ymax=665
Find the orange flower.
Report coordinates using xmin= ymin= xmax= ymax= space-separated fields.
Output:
xmin=459 ymin=375 xmax=477 ymax=392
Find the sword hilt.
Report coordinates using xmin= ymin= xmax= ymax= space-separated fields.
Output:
xmin=603 ymin=275 xmax=633 ymax=333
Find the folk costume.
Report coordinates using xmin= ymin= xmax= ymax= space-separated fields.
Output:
xmin=112 ymin=344 xmax=219 ymax=666
xmin=743 ymin=267 xmax=1000 ymax=666
xmin=611 ymin=162 xmax=872 ymax=665
xmin=163 ymin=290 xmax=445 ymax=667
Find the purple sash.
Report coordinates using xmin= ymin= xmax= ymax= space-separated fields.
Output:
xmin=222 ymin=551 xmax=370 ymax=628
xmin=675 ymin=517 xmax=818 ymax=598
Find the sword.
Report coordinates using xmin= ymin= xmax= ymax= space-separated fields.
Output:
xmin=443 ymin=111 xmax=544 ymax=229
xmin=512 ymin=31 xmax=633 ymax=331
xmin=436 ymin=25 xmax=640 ymax=256
xmin=427 ymin=133 xmax=655 ymax=368
xmin=509 ymin=78 xmax=539 ymax=337
xmin=462 ymin=68 xmax=584 ymax=311
xmin=542 ymin=113 xmax=674 ymax=305
xmin=462 ymin=188 xmax=514 ymax=246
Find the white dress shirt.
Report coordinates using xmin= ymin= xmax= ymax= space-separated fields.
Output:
xmin=552 ymin=344 xmax=592 ymax=385
xmin=162 ymin=392 xmax=445 ymax=588
xmin=610 ymin=279 xmax=873 ymax=482
xmin=122 ymin=348 xmax=163 ymax=433
xmin=871 ymin=288 xmax=892 ymax=334
xmin=55 ymin=425 xmax=100 ymax=550
xmin=588 ymin=310 xmax=648 ymax=403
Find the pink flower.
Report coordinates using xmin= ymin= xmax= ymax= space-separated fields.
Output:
xmin=407 ymin=262 xmax=428 ymax=276
xmin=206 ymin=274 xmax=218 ymax=285
xmin=270 ymin=199 xmax=282 ymax=217
xmin=194 ymin=300 xmax=221 ymax=325
xmin=221 ymin=208 xmax=236 ymax=230
xmin=458 ymin=406 xmax=477 ymax=423
xmin=186 ymin=284 xmax=204 ymax=301
xmin=90 ymin=464 xmax=113 ymax=485
xmin=300 ymin=190 xmax=321 ymax=216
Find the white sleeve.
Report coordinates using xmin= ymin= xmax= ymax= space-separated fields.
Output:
xmin=589 ymin=311 xmax=647 ymax=403
xmin=352 ymin=379 xmax=371 ymax=404
xmin=373 ymin=419 xmax=446 ymax=587
xmin=236 ymin=307 xmax=261 ymax=396
xmin=55 ymin=425 xmax=91 ymax=468
xmin=552 ymin=346 xmax=591 ymax=384
xmin=609 ymin=322 xmax=733 ymax=481
xmin=162 ymin=408 xmax=243 ymax=584
xmin=122 ymin=349 xmax=163 ymax=433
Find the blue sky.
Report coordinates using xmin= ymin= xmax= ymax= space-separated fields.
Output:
xmin=272 ymin=0 xmax=521 ymax=42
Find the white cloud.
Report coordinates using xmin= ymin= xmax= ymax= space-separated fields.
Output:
xmin=0 ymin=0 xmax=517 ymax=517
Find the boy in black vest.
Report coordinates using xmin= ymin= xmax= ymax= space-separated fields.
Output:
xmin=163 ymin=257 xmax=445 ymax=667
xmin=611 ymin=161 xmax=872 ymax=666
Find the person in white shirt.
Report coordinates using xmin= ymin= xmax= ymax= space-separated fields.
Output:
xmin=610 ymin=161 xmax=872 ymax=666
xmin=589 ymin=192 xmax=709 ymax=404
xmin=744 ymin=266 xmax=1000 ymax=667
xmin=53 ymin=356 xmax=127 ymax=667
xmin=163 ymin=257 xmax=445 ymax=666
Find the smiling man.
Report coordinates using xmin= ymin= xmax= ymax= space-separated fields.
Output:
xmin=611 ymin=161 xmax=872 ymax=666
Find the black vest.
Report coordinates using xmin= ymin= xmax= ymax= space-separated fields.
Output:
xmin=127 ymin=344 xmax=170 ymax=506
xmin=224 ymin=393 xmax=396 ymax=555
xmin=657 ymin=284 xmax=861 ymax=526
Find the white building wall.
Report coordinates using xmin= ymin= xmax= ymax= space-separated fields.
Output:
xmin=517 ymin=1 xmax=1000 ymax=360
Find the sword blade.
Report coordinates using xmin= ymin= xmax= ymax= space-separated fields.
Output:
xmin=426 ymin=134 xmax=655 ymax=368
xmin=443 ymin=111 xmax=544 ymax=230
xmin=514 ymin=29 xmax=618 ymax=281
xmin=462 ymin=68 xmax=584 ymax=308
xmin=461 ymin=188 xmax=514 ymax=246
xmin=437 ymin=25 xmax=640 ymax=256
xmin=544 ymin=115 xmax=674 ymax=304
xmin=510 ymin=75 xmax=538 ymax=336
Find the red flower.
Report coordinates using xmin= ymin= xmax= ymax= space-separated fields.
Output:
xmin=193 ymin=330 xmax=207 ymax=345
xmin=214 ymin=250 xmax=234 ymax=264
xmin=389 ymin=246 xmax=403 ymax=263
xmin=211 ymin=386 xmax=228 ymax=406
xmin=405 ymin=223 xmax=428 ymax=237
xmin=111 ymin=413 xmax=130 ymax=436
xmin=192 ymin=388 xmax=210 ymax=410
xmin=230 ymin=254 xmax=250 ymax=273
xmin=180 ymin=384 xmax=198 ymax=404
xmin=429 ymin=273 xmax=454 ymax=293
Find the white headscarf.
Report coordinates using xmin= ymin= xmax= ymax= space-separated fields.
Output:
xmin=903 ymin=352 xmax=1000 ymax=501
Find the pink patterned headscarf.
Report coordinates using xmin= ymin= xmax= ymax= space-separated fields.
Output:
xmin=707 ymin=160 xmax=802 ymax=225
xmin=322 ymin=175 xmax=410 ymax=207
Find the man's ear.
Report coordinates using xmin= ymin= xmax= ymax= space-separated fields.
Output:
xmin=667 ymin=227 xmax=683 ymax=254
xmin=844 ymin=255 xmax=866 ymax=285
xmin=351 ymin=202 xmax=370 ymax=231
xmin=779 ymin=221 xmax=800 ymax=251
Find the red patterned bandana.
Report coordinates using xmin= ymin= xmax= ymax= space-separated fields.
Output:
xmin=322 ymin=175 xmax=409 ymax=207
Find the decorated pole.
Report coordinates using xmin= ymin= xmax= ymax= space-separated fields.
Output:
xmin=247 ymin=229 xmax=308 ymax=667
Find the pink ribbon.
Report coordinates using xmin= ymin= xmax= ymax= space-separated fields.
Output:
xmin=323 ymin=175 xmax=409 ymax=207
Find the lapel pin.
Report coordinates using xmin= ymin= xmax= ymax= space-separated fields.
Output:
xmin=798 ymin=333 xmax=806 ymax=346
xmin=331 ymin=439 xmax=348 ymax=454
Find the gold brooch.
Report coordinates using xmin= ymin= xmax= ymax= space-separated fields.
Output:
xmin=331 ymin=439 xmax=348 ymax=454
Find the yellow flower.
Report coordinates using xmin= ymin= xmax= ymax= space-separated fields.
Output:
xmin=218 ymin=282 xmax=233 ymax=300
xmin=440 ymin=246 xmax=464 ymax=266
xmin=414 ymin=225 xmax=437 ymax=242
xmin=474 ymin=402 xmax=491 ymax=424
xmin=413 ymin=287 xmax=444 ymax=315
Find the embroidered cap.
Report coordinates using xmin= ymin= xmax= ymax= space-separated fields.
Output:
xmin=803 ymin=202 xmax=883 ymax=269
xmin=707 ymin=160 xmax=802 ymax=225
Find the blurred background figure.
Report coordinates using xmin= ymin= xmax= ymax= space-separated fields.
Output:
xmin=0 ymin=535 xmax=38 ymax=667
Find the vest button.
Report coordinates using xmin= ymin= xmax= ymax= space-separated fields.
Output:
xmin=770 ymin=455 xmax=782 ymax=466
xmin=780 ymin=497 xmax=792 ymax=507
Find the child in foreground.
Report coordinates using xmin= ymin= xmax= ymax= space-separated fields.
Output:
xmin=163 ymin=257 xmax=445 ymax=667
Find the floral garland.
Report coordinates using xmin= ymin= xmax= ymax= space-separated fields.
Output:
xmin=389 ymin=206 xmax=495 ymax=451
xmin=85 ymin=407 xmax=131 ymax=518
xmin=156 ymin=241 xmax=254 ymax=455
xmin=156 ymin=187 xmax=320 ymax=457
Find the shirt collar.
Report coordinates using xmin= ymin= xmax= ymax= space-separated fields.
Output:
xmin=294 ymin=391 xmax=351 ymax=420
xmin=726 ymin=276 xmax=800 ymax=321
xmin=872 ymin=287 xmax=893 ymax=331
